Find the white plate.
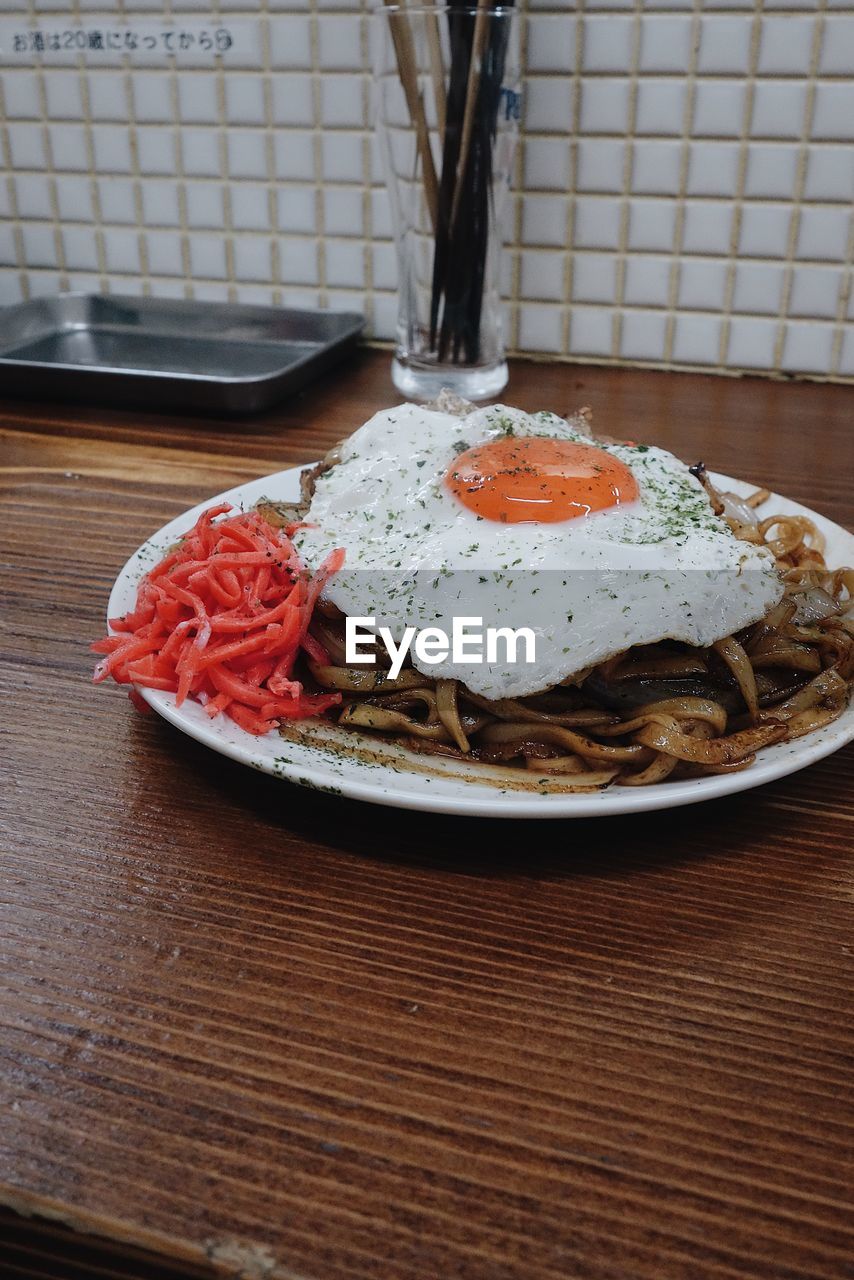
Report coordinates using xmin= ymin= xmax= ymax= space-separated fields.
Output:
xmin=107 ymin=467 xmax=854 ymax=819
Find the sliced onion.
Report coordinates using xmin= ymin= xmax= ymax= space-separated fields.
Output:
xmin=744 ymin=599 xmax=797 ymax=654
xmin=789 ymin=585 xmax=840 ymax=625
xmin=776 ymin=703 xmax=846 ymax=739
xmin=761 ymin=668 xmax=848 ymax=721
xmin=720 ymin=492 xmax=759 ymax=527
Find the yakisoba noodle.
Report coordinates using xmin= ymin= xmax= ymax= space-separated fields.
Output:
xmin=262 ymin=469 xmax=853 ymax=791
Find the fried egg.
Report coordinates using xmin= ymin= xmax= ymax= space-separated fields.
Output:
xmin=293 ymin=402 xmax=784 ymax=699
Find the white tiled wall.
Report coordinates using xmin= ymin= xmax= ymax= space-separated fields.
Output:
xmin=1 ymin=1 xmax=853 ymax=380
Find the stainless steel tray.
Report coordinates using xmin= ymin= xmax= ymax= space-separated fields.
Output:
xmin=0 ymin=293 xmax=365 ymax=415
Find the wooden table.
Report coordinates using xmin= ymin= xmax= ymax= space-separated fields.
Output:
xmin=2 ymin=349 xmax=853 ymax=1280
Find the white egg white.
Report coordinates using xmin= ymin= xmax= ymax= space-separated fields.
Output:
xmin=293 ymin=403 xmax=784 ymax=699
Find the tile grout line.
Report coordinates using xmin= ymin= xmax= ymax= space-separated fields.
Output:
xmin=3 ymin=161 xmax=854 ymax=203
xmin=68 ymin=0 xmax=109 ymax=293
xmin=5 ymin=213 xmax=854 ymax=270
xmin=5 ymin=100 xmax=854 ymax=149
xmin=10 ymin=260 xmax=851 ymax=327
xmin=114 ymin=0 xmax=152 ymax=296
xmin=309 ymin=0 xmax=327 ymax=308
xmin=559 ymin=0 xmax=584 ymax=359
xmin=4 ymin=4 xmax=848 ymax=15
xmin=260 ymin=0 xmax=282 ymax=308
xmin=829 ymin=208 xmax=854 ymax=377
xmin=0 ymin=72 xmax=30 ymax=301
xmin=210 ymin=0 xmax=237 ymax=301
xmin=610 ymin=0 xmax=643 ymax=361
xmin=358 ymin=0 xmax=373 ymax=332
xmin=508 ymin=0 xmax=529 ymax=355
xmin=6 ymin=160 xmax=854 ymax=199
xmin=1 ymin=183 xmax=852 ymax=218
xmin=5 ymin=211 xmax=854 ymax=267
xmin=160 ymin=0 xmax=194 ymax=300
xmin=8 ymin=67 xmax=854 ymax=88
xmin=663 ymin=0 xmax=703 ymax=369
xmin=717 ymin=0 xmax=764 ymax=369
xmin=8 ymin=64 xmax=854 ymax=85
xmin=28 ymin=0 xmax=68 ymax=292
xmin=772 ymin=0 xmax=826 ymax=372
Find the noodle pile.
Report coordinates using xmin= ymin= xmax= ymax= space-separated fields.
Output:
xmin=282 ymin=475 xmax=853 ymax=791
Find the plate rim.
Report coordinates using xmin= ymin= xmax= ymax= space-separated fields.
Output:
xmin=105 ymin=464 xmax=854 ymax=819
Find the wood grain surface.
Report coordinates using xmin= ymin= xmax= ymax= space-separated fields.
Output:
xmin=2 ymin=350 xmax=853 ymax=1280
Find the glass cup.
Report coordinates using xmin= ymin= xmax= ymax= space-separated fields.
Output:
xmin=374 ymin=5 xmax=521 ymax=401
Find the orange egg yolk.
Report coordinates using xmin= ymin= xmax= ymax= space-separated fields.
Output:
xmin=445 ymin=436 xmax=640 ymax=524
